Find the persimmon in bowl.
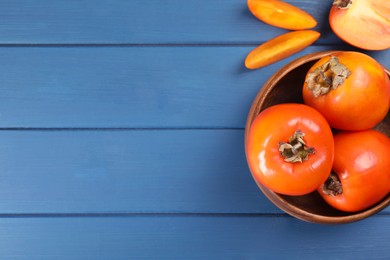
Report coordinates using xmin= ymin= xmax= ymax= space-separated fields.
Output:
xmin=244 ymin=51 xmax=390 ymax=224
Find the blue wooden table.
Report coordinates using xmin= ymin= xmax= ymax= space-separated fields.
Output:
xmin=0 ymin=0 xmax=389 ymax=258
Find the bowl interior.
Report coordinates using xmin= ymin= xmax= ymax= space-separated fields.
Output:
xmin=245 ymin=51 xmax=390 ymax=224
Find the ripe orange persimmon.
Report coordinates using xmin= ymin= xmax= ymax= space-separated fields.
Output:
xmin=318 ymin=130 xmax=390 ymax=212
xmin=246 ymin=104 xmax=334 ymax=196
xmin=248 ymin=0 xmax=317 ymax=30
xmin=303 ymin=51 xmax=390 ymax=131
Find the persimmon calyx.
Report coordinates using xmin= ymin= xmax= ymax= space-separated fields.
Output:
xmin=322 ymin=173 xmax=343 ymax=196
xmin=333 ymin=0 xmax=352 ymax=9
xmin=305 ymin=56 xmax=351 ymax=97
xmin=278 ymin=130 xmax=315 ymax=163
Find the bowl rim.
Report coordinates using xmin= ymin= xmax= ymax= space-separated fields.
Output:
xmin=244 ymin=50 xmax=390 ymax=224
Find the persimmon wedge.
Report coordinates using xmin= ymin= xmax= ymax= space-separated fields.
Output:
xmin=245 ymin=30 xmax=320 ymax=70
xmin=248 ymin=0 xmax=317 ymax=30
xmin=330 ymin=0 xmax=390 ymax=50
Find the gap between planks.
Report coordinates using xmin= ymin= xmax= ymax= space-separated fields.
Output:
xmin=0 ymin=212 xmax=388 ymax=218
xmin=0 ymin=43 xmax=345 ymax=48
xmin=0 ymin=212 xmax=287 ymax=218
xmin=0 ymin=127 xmax=245 ymax=131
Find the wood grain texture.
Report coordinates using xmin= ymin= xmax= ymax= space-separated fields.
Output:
xmin=0 ymin=46 xmax=388 ymax=128
xmin=0 ymin=130 xmax=272 ymax=214
xmin=0 ymin=0 xmax=338 ymax=44
xmin=0 ymin=0 xmax=388 ymax=257
xmin=1 ymin=216 xmax=390 ymax=259
xmin=0 ymin=130 xmax=388 ymax=215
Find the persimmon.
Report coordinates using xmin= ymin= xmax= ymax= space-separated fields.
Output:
xmin=246 ymin=104 xmax=334 ymax=196
xmin=245 ymin=30 xmax=320 ymax=69
xmin=318 ymin=130 xmax=390 ymax=212
xmin=248 ymin=0 xmax=317 ymax=30
xmin=302 ymin=51 xmax=390 ymax=131
xmin=329 ymin=0 xmax=390 ymax=50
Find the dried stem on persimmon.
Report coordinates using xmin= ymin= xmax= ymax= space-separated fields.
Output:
xmin=278 ymin=130 xmax=315 ymax=163
xmin=305 ymin=56 xmax=351 ymax=97
xmin=333 ymin=0 xmax=352 ymax=9
xmin=321 ymin=173 xmax=343 ymax=196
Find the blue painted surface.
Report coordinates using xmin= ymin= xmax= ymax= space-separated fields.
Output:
xmin=0 ymin=46 xmax=388 ymax=128
xmin=1 ymin=216 xmax=390 ymax=259
xmin=0 ymin=0 xmax=389 ymax=259
xmin=0 ymin=0 xmax=339 ymax=44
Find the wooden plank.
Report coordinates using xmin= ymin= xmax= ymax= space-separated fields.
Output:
xmin=1 ymin=215 xmax=390 ymax=259
xmin=0 ymin=46 xmax=388 ymax=128
xmin=0 ymin=130 xmax=388 ymax=215
xmin=0 ymin=0 xmax=340 ymax=44
xmin=0 ymin=129 xmax=274 ymax=214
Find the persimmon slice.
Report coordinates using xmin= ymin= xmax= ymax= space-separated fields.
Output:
xmin=245 ymin=30 xmax=320 ymax=70
xmin=248 ymin=0 xmax=317 ymax=30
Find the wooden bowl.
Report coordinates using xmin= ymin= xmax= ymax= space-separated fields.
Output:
xmin=244 ymin=50 xmax=390 ymax=224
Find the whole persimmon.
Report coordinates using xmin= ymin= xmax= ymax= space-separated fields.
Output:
xmin=302 ymin=51 xmax=390 ymax=131
xmin=246 ymin=104 xmax=334 ymax=196
xmin=318 ymin=130 xmax=390 ymax=212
